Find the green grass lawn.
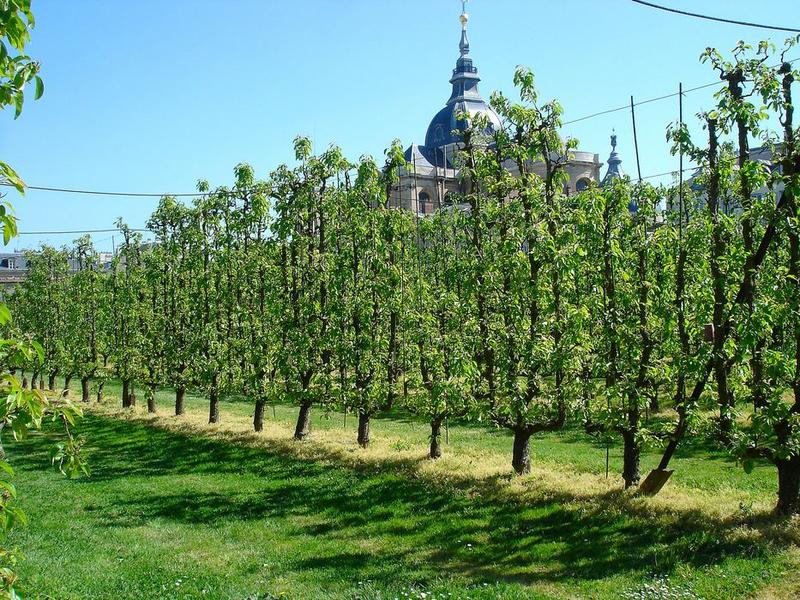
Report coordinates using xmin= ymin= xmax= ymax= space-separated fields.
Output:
xmin=4 ymin=380 xmax=798 ymax=599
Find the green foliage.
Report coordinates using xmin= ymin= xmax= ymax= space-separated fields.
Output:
xmin=0 ymin=2 xmax=88 ymax=596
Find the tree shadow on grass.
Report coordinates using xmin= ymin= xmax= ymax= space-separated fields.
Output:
xmin=7 ymin=414 xmax=792 ymax=590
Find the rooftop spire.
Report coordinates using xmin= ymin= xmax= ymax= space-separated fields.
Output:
xmin=459 ymin=0 xmax=470 ymax=56
xmin=424 ymin=0 xmax=501 ymax=148
xmin=602 ymin=130 xmax=625 ymax=186
xmin=447 ymin=0 xmax=480 ymax=106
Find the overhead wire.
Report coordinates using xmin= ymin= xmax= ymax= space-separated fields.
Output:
xmin=630 ymin=0 xmax=800 ymax=34
xmin=16 ymin=228 xmax=150 ymax=236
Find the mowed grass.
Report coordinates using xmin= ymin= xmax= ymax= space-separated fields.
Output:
xmin=5 ymin=379 xmax=800 ymax=599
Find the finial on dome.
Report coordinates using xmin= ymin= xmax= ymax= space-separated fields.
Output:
xmin=459 ymin=0 xmax=470 ymax=55
xmin=602 ymin=129 xmax=625 ymax=187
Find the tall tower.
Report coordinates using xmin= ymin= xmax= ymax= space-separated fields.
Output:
xmin=424 ymin=2 xmax=501 ymax=151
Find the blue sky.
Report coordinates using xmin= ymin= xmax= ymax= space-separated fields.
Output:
xmin=1 ymin=0 xmax=798 ymax=250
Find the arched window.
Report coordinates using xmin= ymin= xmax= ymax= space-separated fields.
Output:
xmin=418 ymin=191 xmax=430 ymax=214
xmin=575 ymin=177 xmax=591 ymax=192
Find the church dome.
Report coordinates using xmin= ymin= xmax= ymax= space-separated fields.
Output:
xmin=424 ymin=6 xmax=501 ymax=149
xmin=425 ymin=100 xmax=502 ymax=148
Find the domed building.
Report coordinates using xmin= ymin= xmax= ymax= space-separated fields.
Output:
xmin=391 ymin=5 xmax=621 ymax=214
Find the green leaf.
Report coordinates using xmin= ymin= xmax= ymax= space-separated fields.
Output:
xmin=34 ymin=75 xmax=43 ymax=100
xmin=0 ymin=303 xmax=11 ymax=325
xmin=13 ymin=93 xmax=23 ymax=119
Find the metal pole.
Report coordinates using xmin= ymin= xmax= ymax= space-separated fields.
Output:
xmin=679 ymin=82 xmax=684 ymax=230
xmin=630 ymin=96 xmax=643 ymax=182
xmin=413 ymin=153 xmax=420 ymax=214
xmin=443 ymin=145 xmax=448 ymax=205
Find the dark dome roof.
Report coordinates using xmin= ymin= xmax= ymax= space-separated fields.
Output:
xmin=425 ymin=100 xmax=501 ymax=148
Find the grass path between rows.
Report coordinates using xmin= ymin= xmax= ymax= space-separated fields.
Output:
xmin=5 ymin=384 xmax=800 ymax=598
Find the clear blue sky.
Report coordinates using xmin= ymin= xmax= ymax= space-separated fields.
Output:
xmin=1 ymin=0 xmax=798 ymax=251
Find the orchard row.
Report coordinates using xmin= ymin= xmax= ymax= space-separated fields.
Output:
xmin=10 ymin=41 xmax=800 ymax=513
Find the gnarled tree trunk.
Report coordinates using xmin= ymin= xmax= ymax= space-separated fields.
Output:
xmin=175 ymin=386 xmax=186 ymax=416
xmin=512 ymin=428 xmax=533 ymax=475
xmin=147 ymin=386 xmax=156 ymax=414
xmin=208 ymin=380 xmax=219 ymax=424
xmin=357 ymin=411 xmax=370 ymax=449
xmin=81 ymin=376 xmax=90 ymax=402
xmin=429 ymin=417 xmax=443 ymax=459
xmin=622 ymin=429 xmax=641 ymax=489
xmin=122 ymin=378 xmax=130 ymax=408
xmin=776 ymin=457 xmax=800 ymax=516
xmin=253 ymin=399 xmax=265 ymax=432
xmin=294 ymin=401 xmax=312 ymax=440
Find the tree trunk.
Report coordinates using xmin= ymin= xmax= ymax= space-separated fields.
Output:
xmin=48 ymin=373 xmax=57 ymax=391
xmin=81 ymin=376 xmax=90 ymax=402
xmin=429 ymin=418 xmax=443 ymax=459
xmin=512 ymin=428 xmax=533 ymax=475
xmin=776 ymin=458 xmax=800 ymax=516
xmin=22 ymin=376 xmax=28 ymax=389
xmin=208 ymin=382 xmax=219 ymax=424
xmin=122 ymin=378 xmax=130 ymax=408
xmin=147 ymin=386 xmax=156 ymax=413
xmin=622 ymin=429 xmax=641 ymax=489
xmin=39 ymin=375 xmax=45 ymax=391
xmin=96 ymin=380 xmax=104 ymax=402
xmin=385 ymin=310 xmax=398 ymax=411
xmin=253 ymin=399 xmax=265 ymax=432
xmin=715 ymin=361 xmax=734 ymax=443
xmin=175 ymin=386 xmax=186 ymax=416
xmin=129 ymin=390 xmax=136 ymax=407
xmin=357 ymin=411 xmax=370 ymax=449
xmin=294 ymin=401 xmax=312 ymax=440
xmin=649 ymin=385 xmax=660 ymax=413
xmin=63 ymin=374 xmax=72 ymax=396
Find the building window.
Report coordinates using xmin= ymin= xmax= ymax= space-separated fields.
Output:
xmin=418 ymin=191 xmax=430 ymax=214
xmin=576 ymin=177 xmax=591 ymax=192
